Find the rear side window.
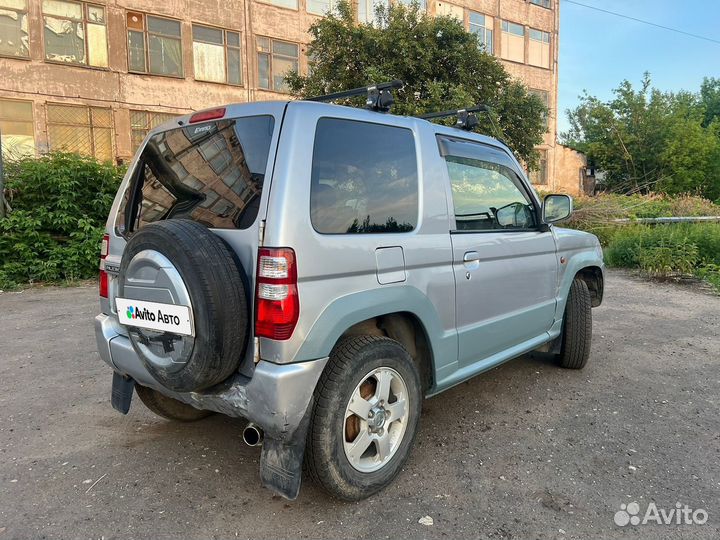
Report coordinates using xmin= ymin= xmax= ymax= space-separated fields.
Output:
xmin=310 ymin=118 xmax=418 ymax=234
xmin=119 ymin=115 xmax=275 ymax=233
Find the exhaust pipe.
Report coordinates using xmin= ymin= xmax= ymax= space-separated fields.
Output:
xmin=242 ymin=423 xmax=264 ymax=447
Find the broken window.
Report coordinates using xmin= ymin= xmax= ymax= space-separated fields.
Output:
xmin=0 ymin=98 xmax=34 ymax=160
xmin=192 ymin=25 xmax=241 ymax=85
xmin=256 ymin=37 xmax=298 ymax=93
xmin=127 ymin=12 xmax=183 ymax=77
xmin=0 ymin=0 xmax=29 ymax=58
xmin=47 ymin=103 xmax=113 ymax=162
xmin=42 ymin=0 xmax=107 ymax=67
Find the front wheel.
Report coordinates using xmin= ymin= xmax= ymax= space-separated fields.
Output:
xmin=305 ymin=335 xmax=422 ymax=501
xmin=557 ymin=278 xmax=593 ymax=369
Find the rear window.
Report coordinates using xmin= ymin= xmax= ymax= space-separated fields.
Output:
xmin=119 ymin=115 xmax=275 ymax=233
xmin=310 ymin=118 xmax=418 ymax=234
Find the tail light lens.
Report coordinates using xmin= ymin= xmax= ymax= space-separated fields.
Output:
xmin=255 ymin=248 xmax=299 ymax=340
xmin=99 ymin=233 xmax=109 ymax=298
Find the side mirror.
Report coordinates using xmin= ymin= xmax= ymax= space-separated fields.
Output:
xmin=542 ymin=194 xmax=573 ymax=223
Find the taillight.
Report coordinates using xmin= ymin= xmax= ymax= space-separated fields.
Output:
xmin=99 ymin=233 xmax=109 ymax=298
xmin=255 ymin=248 xmax=299 ymax=340
xmin=189 ymin=107 xmax=226 ymax=123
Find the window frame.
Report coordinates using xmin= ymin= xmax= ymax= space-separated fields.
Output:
xmin=468 ymin=11 xmax=493 ymax=54
xmin=256 ymin=36 xmax=299 ymax=93
xmin=529 ymin=88 xmax=550 ymax=131
xmin=528 ymin=27 xmax=551 ymax=68
xmin=42 ymin=0 xmax=108 ymax=68
xmin=437 ymin=135 xmax=541 ymax=234
xmin=0 ymin=97 xmax=35 ymax=158
xmin=129 ymin=109 xmax=178 ymax=152
xmin=0 ymin=0 xmax=30 ymax=59
xmin=529 ymin=0 xmax=552 ymax=9
xmin=126 ymin=11 xmax=184 ymax=78
xmin=255 ymin=0 xmax=299 ymax=11
xmin=499 ymin=19 xmax=525 ymax=63
xmin=191 ymin=23 xmax=242 ymax=86
xmin=307 ymin=0 xmax=341 ymax=16
xmin=45 ymin=102 xmax=114 ymax=161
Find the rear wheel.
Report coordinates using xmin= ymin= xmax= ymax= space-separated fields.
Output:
xmin=305 ymin=336 xmax=422 ymax=501
xmin=557 ymin=278 xmax=593 ymax=369
xmin=135 ymin=384 xmax=212 ymax=422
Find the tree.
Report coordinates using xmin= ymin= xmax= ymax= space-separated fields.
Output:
xmin=286 ymin=2 xmax=546 ymax=167
xmin=562 ymin=73 xmax=720 ymax=201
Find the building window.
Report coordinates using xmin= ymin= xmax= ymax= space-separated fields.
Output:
xmin=500 ymin=20 xmax=524 ymax=63
xmin=127 ymin=12 xmax=183 ymax=77
xmin=529 ymin=89 xmax=549 ymax=131
xmin=358 ymin=0 xmax=389 ymax=24
xmin=42 ymin=0 xmax=107 ymax=67
xmin=47 ymin=103 xmax=113 ymax=161
xmin=435 ymin=0 xmax=462 ymax=21
xmin=469 ymin=12 xmax=493 ymax=54
xmin=256 ymin=37 xmax=298 ymax=93
xmin=0 ymin=98 xmax=34 ymax=159
xmin=528 ymin=28 xmax=550 ymax=68
xmin=397 ymin=0 xmax=426 ymax=11
xmin=0 ymin=0 xmax=29 ymax=58
xmin=192 ymin=25 xmax=241 ymax=85
xmin=530 ymin=149 xmax=548 ymax=185
xmin=530 ymin=0 xmax=551 ymax=8
xmin=307 ymin=0 xmax=340 ymax=16
xmin=258 ymin=0 xmax=298 ymax=9
xmin=130 ymin=110 xmax=177 ymax=152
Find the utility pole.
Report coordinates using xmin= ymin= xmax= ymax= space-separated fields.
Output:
xmin=0 ymin=127 xmax=5 ymax=219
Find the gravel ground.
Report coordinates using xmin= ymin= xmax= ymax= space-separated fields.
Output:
xmin=0 ymin=270 xmax=718 ymax=540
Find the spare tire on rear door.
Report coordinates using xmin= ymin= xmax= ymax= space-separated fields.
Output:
xmin=118 ymin=220 xmax=249 ymax=392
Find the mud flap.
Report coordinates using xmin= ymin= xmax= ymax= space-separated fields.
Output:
xmin=259 ymin=408 xmax=311 ymax=500
xmin=111 ymin=372 xmax=134 ymax=414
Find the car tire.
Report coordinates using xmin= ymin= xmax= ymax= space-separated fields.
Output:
xmin=305 ymin=335 xmax=422 ymax=501
xmin=135 ymin=384 xmax=213 ymax=422
xmin=557 ymin=278 xmax=592 ymax=369
xmin=119 ymin=220 xmax=249 ymax=392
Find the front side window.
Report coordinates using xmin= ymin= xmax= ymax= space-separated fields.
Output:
xmin=43 ymin=0 xmax=107 ymax=67
xmin=528 ymin=28 xmax=551 ymax=68
xmin=445 ymin=154 xmax=536 ymax=231
xmin=310 ymin=118 xmax=418 ymax=234
xmin=500 ymin=20 xmax=524 ymax=63
xmin=46 ymin=103 xmax=113 ymax=161
xmin=0 ymin=98 xmax=34 ymax=159
xmin=469 ymin=11 xmax=493 ymax=54
xmin=0 ymin=0 xmax=29 ymax=58
xmin=256 ymin=37 xmax=298 ymax=92
xmin=192 ymin=25 xmax=242 ymax=85
xmin=127 ymin=12 xmax=183 ymax=77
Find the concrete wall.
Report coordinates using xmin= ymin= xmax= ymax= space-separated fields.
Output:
xmin=553 ymin=143 xmax=589 ymax=196
xmin=1 ymin=0 xmax=562 ymax=175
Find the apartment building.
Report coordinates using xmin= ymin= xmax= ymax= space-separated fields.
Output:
xmin=0 ymin=0 xmax=586 ymax=192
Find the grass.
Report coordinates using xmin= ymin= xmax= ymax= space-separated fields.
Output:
xmin=558 ymin=193 xmax=720 ymax=292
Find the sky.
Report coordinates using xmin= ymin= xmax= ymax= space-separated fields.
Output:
xmin=558 ymin=0 xmax=720 ymax=135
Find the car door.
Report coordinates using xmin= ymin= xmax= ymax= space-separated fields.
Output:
xmin=439 ymin=136 xmax=558 ymax=369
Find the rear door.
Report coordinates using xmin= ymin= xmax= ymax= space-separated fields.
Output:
xmin=439 ymin=136 xmax=558 ymax=369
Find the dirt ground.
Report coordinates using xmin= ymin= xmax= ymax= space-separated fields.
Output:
xmin=0 ymin=270 xmax=718 ymax=540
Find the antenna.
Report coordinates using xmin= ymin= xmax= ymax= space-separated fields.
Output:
xmin=307 ymin=80 xmax=404 ymax=112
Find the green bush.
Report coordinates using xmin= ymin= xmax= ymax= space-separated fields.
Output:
xmin=0 ymin=152 xmax=124 ymax=289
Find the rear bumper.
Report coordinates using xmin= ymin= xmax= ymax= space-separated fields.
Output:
xmin=94 ymin=313 xmax=328 ymax=441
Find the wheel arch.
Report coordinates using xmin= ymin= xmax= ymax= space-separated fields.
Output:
xmin=575 ymin=265 xmax=604 ymax=307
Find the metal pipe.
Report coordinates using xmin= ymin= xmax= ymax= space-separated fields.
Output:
xmin=242 ymin=423 xmax=264 ymax=447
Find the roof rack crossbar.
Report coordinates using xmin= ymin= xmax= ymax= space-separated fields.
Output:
xmin=307 ymin=80 xmax=403 ymax=112
xmin=419 ymin=105 xmax=490 ymax=131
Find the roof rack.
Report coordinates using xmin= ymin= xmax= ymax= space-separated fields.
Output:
xmin=307 ymin=80 xmax=404 ymax=112
xmin=419 ymin=104 xmax=505 ymax=142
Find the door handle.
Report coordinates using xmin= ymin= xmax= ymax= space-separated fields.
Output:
xmin=463 ymin=251 xmax=480 ymax=272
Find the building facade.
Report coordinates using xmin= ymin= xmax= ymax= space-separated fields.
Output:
xmin=0 ymin=0 xmax=584 ymax=192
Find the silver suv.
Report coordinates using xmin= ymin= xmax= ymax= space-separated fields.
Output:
xmin=95 ymin=86 xmax=604 ymax=501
